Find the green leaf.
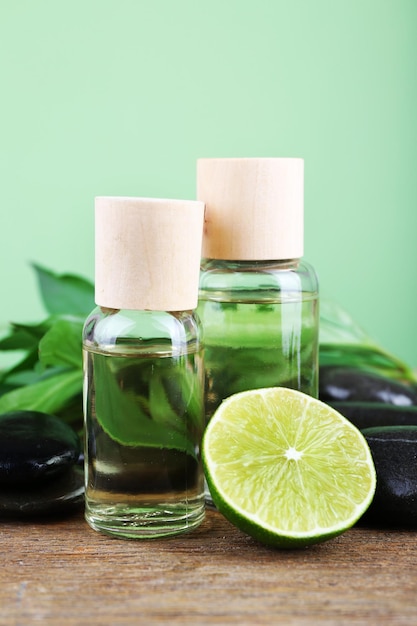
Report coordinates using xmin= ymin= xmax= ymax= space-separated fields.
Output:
xmin=93 ymin=355 xmax=196 ymax=456
xmin=319 ymin=299 xmax=416 ymax=383
xmin=38 ymin=318 xmax=83 ymax=369
xmin=0 ymin=320 xmax=51 ymax=351
xmin=0 ymin=349 xmax=39 ymax=381
xmin=3 ymin=369 xmax=46 ymax=387
xmin=0 ymin=369 xmax=82 ymax=415
xmin=4 ymin=365 xmax=72 ymax=387
xmin=160 ymin=366 xmax=204 ymax=429
xmin=32 ymin=263 xmax=94 ymax=316
xmin=319 ymin=344 xmax=414 ymax=381
xmin=0 ymin=329 xmax=38 ymax=351
xmin=149 ymin=374 xmax=187 ymax=431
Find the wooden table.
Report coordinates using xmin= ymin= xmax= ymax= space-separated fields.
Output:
xmin=1 ymin=508 xmax=416 ymax=625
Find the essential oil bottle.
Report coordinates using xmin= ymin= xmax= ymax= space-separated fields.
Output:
xmin=83 ymin=196 xmax=206 ymax=539
xmin=197 ymin=157 xmax=319 ymax=438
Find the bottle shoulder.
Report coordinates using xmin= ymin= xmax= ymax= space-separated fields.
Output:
xmin=199 ymin=258 xmax=319 ymax=299
xmin=83 ymin=308 xmax=201 ymax=354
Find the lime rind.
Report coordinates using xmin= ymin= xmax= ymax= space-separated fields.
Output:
xmin=203 ymin=387 xmax=377 ymax=548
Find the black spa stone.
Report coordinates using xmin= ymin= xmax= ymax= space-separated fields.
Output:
xmin=0 ymin=465 xmax=84 ymax=517
xmin=0 ymin=410 xmax=81 ymax=486
xmin=362 ymin=425 xmax=417 ymax=527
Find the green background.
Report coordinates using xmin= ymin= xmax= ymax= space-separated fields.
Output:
xmin=0 ymin=1 xmax=416 ymax=367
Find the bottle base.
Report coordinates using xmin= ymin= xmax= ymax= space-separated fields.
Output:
xmin=85 ymin=500 xmax=205 ymax=539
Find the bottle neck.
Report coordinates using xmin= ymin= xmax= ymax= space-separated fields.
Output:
xmin=200 ymin=258 xmax=301 ymax=272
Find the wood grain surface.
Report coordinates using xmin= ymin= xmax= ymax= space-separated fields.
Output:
xmin=1 ymin=508 xmax=416 ymax=625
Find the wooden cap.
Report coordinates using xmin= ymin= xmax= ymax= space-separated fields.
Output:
xmin=197 ymin=158 xmax=304 ymax=260
xmin=95 ymin=197 xmax=205 ymax=311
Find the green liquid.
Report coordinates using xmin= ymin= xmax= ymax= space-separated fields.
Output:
xmin=83 ymin=347 xmax=205 ymax=539
xmin=198 ymin=295 xmax=319 ymax=422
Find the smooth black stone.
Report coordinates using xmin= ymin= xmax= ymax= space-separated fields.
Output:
xmin=329 ymin=402 xmax=417 ymax=431
xmin=361 ymin=426 xmax=417 ymax=528
xmin=319 ymin=366 xmax=417 ymax=406
xmin=0 ymin=465 xmax=84 ymax=518
xmin=0 ymin=410 xmax=81 ymax=486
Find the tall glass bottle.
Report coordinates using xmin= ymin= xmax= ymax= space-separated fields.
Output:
xmin=197 ymin=159 xmax=319 ymax=491
xmin=83 ymin=196 xmax=206 ymax=539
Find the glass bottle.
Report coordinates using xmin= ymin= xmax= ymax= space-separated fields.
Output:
xmin=83 ymin=196 xmax=206 ymax=539
xmin=197 ymin=159 xmax=319 ymax=503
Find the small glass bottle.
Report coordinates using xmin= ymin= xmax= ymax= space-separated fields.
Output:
xmin=197 ymin=158 xmax=319 ymax=485
xmin=83 ymin=196 xmax=206 ymax=539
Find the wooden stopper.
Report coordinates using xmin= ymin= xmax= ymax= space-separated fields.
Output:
xmin=95 ymin=197 xmax=205 ymax=311
xmin=197 ymin=158 xmax=304 ymax=260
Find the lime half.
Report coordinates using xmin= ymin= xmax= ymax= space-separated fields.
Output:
xmin=202 ymin=387 xmax=376 ymax=548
